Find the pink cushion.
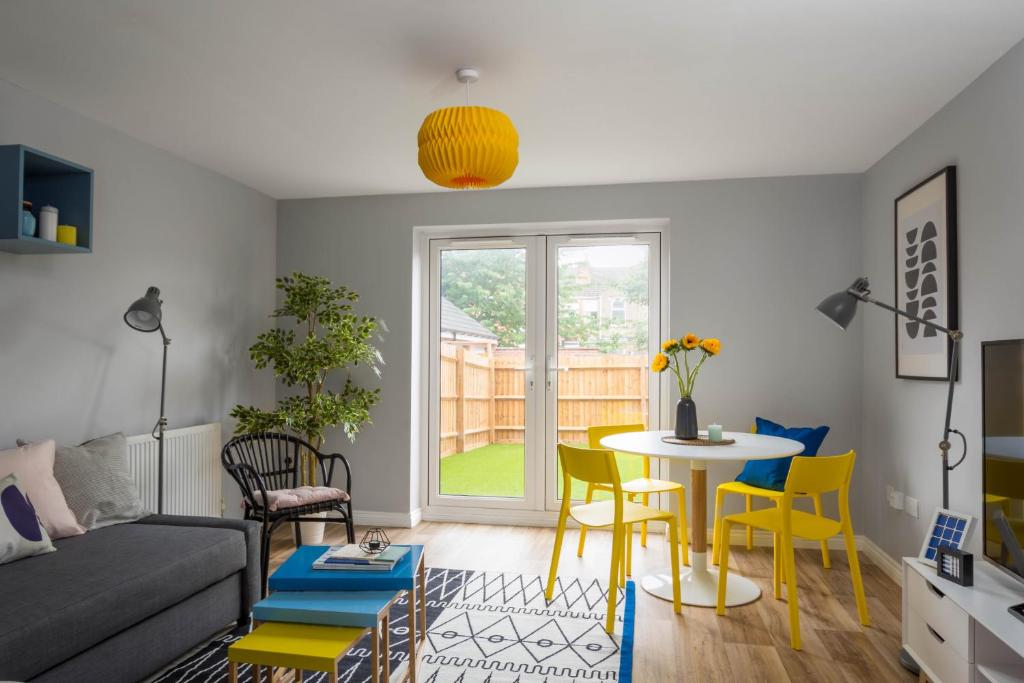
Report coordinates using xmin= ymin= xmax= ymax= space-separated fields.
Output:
xmin=0 ymin=440 xmax=85 ymax=539
xmin=252 ymin=486 xmax=350 ymax=512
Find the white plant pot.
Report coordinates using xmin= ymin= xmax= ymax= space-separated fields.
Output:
xmin=294 ymin=511 xmax=327 ymax=545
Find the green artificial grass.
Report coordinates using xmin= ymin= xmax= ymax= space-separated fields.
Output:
xmin=439 ymin=442 xmax=645 ymax=500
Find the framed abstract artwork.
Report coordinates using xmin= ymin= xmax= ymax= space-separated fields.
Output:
xmin=894 ymin=165 xmax=958 ymax=380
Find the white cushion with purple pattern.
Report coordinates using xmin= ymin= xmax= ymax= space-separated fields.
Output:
xmin=0 ymin=472 xmax=56 ymax=565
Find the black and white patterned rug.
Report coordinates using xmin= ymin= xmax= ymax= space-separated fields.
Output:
xmin=154 ymin=568 xmax=636 ymax=683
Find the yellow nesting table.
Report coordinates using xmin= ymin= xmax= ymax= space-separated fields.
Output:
xmin=228 ymin=621 xmax=371 ymax=683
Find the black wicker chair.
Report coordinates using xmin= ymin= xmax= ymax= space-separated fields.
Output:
xmin=222 ymin=432 xmax=355 ymax=593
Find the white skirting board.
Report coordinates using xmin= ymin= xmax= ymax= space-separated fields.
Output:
xmin=126 ymin=422 xmax=222 ymax=517
xmin=353 ymin=508 xmax=422 ymax=528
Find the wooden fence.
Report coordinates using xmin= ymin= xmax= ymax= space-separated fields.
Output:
xmin=440 ymin=343 xmax=648 ymax=456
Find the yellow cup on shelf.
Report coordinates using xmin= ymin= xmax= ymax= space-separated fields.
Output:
xmin=56 ymin=225 xmax=77 ymax=246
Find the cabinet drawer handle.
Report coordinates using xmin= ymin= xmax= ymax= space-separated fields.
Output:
xmin=927 ymin=582 xmax=946 ymax=599
xmin=927 ymin=624 xmax=945 ymax=644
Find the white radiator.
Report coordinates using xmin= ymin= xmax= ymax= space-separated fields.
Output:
xmin=126 ymin=422 xmax=222 ymax=516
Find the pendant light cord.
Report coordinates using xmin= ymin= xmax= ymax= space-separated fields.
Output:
xmin=465 ymin=78 xmax=470 ymax=106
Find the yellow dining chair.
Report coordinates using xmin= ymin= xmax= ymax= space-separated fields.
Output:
xmin=715 ymin=451 xmax=869 ymax=650
xmin=711 ymin=424 xmax=830 ymax=570
xmin=578 ymin=425 xmax=689 ymax=574
xmin=546 ymin=443 xmax=682 ymax=633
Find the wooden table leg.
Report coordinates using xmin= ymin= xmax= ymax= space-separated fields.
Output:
xmin=691 ymin=462 xmax=707 ymax=559
xmin=228 ymin=661 xmax=238 ymax=683
xmin=383 ymin=612 xmax=391 ymax=682
xmin=407 ymin=583 xmax=417 ymax=683
xmin=371 ymin=621 xmax=380 ymax=683
xmin=419 ymin=561 xmax=427 ymax=645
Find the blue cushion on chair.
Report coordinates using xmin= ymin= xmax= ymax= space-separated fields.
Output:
xmin=735 ymin=417 xmax=830 ymax=491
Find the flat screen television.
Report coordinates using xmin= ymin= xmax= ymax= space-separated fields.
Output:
xmin=982 ymin=339 xmax=1024 ymax=582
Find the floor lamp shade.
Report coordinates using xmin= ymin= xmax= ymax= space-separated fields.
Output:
xmin=124 ymin=286 xmax=163 ymax=332
xmin=816 ymin=289 xmax=860 ymax=330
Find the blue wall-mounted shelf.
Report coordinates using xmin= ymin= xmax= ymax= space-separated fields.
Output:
xmin=0 ymin=144 xmax=93 ymax=254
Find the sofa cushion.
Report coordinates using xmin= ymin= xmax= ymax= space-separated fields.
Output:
xmin=0 ymin=520 xmax=247 ymax=681
xmin=56 ymin=433 xmax=148 ymax=529
xmin=0 ymin=473 xmax=56 ymax=565
xmin=0 ymin=439 xmax=84 ymax=539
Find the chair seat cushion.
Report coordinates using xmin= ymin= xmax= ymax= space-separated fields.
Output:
xmin=735 ymin=418 xmax=829 ymax=491
xmin=570 ymin=500 xmax=673 ymax=528
xmin=724 ymin=507 xmax=842 ymax=541
xmin=253 ymin=486 xmax=350 ymax=512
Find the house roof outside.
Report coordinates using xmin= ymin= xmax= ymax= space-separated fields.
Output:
xmin=441 ymin=297 xmax=498 ymax=342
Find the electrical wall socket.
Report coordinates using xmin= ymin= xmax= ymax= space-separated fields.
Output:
xmin=887 ymin=486 xmax=905 ymax=510
xmin=905 ymin=496 xmax=919 ymax=518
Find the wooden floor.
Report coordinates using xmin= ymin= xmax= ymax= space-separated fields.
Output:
xmin=269 ymin=522 xmax=913 ymax=683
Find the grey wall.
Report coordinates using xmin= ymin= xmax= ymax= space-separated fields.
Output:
xmin=860 ymin=39 xmax=1024 ymax=559
xmin=278 ymin=174 xmax=863 ymax=517
xmin=0 ymin=80 xmax=277 ymax=517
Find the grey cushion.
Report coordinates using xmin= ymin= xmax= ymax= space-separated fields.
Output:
xmin=0 ymin=520 xmax=247 ymax=681
xmin=54 ymin=432 xmax=147 ymax=529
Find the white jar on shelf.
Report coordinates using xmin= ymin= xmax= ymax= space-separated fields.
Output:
xmin=38 ymin=205 xmax=58 ymax=241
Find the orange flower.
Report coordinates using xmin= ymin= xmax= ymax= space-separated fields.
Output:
xmin=651 ymin=353 xmax=670 ymax=372
xmin=700 ymin=338 xmax=721 ymax=356
xmin=661 ymin=338 xmax=680 ymax=353
xmin=682 ymin=333 xmax=701 ymax=350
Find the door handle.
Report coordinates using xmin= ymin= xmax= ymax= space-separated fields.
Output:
xmin=525 ymin=357 xmax=535 ymax=391
xmin=546 ymin=356 xmax=569 ymax=390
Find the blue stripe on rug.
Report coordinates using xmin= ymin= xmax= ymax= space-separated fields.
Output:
xmin=619 ymin=579 xmax=636 ymax=683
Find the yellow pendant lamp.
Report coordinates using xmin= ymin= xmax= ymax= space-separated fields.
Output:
xmin=418 ymin=68 xmax=519 ymax=189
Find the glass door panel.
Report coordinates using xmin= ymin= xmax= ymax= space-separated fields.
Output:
xmin=429 ymin=238 xmax=541 ymax=510
xmin=548 ymin=236 xmax=660 ymax=505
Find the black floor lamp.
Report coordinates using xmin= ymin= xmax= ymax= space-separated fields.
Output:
xmin=817 ymin=277 xmax=966 ymax=675
xmin=124 ymin=286 xmax=170 ymax=514
xmin=816 ymin=277 xmax=967 ymax=508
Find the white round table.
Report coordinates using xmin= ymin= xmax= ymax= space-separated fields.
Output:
xmin=599 ymin=429 xmax=804 ymax=607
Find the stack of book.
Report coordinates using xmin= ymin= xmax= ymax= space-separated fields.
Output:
xmin=311 ymin=544 xmax=410 ymax=571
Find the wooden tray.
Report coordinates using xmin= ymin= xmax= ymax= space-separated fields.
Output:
xmin=661 ymin=436 xmax=736 ymax=446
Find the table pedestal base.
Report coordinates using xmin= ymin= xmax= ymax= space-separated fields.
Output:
xmin=640 ymin=552 xmax=761 ymax=607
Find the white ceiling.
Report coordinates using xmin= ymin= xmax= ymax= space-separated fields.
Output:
xmin=2 ymin=1 xmax=1024 ymax=199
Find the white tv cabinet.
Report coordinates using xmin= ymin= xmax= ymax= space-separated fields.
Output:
xmin=903 ymin=557 xmax=1024 ymax=682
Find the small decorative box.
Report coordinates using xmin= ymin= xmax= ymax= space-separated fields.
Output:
xmin=56 ymin=225 xmax=77 ymax=246
xmin=936 ymin=546 xmax=973 ymax=586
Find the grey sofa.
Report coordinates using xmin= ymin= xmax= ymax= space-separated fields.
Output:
xmin=0 ymin=514 xmax=260 ymax=682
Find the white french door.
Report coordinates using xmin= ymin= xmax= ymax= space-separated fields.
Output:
xmin=427 ymin=231 xmax=661 ymax=518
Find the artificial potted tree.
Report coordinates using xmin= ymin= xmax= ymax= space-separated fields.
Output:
xmin=231 ymin=272 xmax=383 ymax=544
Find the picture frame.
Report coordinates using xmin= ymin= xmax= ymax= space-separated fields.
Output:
xmin=894 ymin=165 xmax=958 ymax=381
xmin=919 ymin=507 xmax=973 ymax=566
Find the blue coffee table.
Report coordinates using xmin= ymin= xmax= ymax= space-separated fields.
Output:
xmin=268 ymin=545 xmax=426 ymax=682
